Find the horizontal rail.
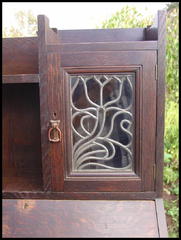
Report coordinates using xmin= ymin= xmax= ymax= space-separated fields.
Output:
xmin=3 ymin=74 xmax=40 ymax=84
xmin=47 ymin=41 xmax=158 ymax=53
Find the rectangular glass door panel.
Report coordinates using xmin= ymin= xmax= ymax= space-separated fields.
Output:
xmin=70 ymin=73 xmax=135 ymax=172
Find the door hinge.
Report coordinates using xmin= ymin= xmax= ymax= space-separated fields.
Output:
xmin=155 ymin=64 xmax=158 ymax=81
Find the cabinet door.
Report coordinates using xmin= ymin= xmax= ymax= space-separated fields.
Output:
xmin=59 ymin=50 xmax=157 ymax=192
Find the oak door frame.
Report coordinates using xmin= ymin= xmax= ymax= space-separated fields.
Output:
xmin=60 ymin=49 xmax=157 ymax=192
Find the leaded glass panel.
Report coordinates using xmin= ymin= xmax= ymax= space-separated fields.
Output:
xmin=70 ymin=73 xmax=135 ymax=172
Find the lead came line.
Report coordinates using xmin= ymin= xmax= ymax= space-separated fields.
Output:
xmin=70 ymin=74 xmax=134 ymax=171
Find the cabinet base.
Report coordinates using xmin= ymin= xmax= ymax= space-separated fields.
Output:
xmin=3 ymin=198 xmax=168 ymax=238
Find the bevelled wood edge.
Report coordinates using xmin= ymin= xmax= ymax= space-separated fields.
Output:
xmin=62 ymin=65 xmax=142 ymax=187
xmin=38 ymin=15 xmax=52 ymax=191
xmin=46 ymin=41 xmax=158 ymax=53
xmin=2 ymin=74 xmax=40 ymax=84
xmin=2 ymin=191 xmax=157 ymax=200
xmin=155 ymin=10 xmax=166 ymax=198
xmin=37 ymin=15 xmax=63 ymax=192
xmin=58 ymin=28 xmax=146 ymax=43
xmin=155 ymin=198 xmax=168 ymax=237
xmin=37 ymin=15 xmax=60 ymax=47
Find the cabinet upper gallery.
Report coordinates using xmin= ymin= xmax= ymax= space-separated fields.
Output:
xmin=2 ymin=11 xmax=166 ymax=200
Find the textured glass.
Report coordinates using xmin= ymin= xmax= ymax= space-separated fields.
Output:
xmin=70 ymin=74 xmax=135 ymax=171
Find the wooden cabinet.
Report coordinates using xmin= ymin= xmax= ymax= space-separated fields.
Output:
xmin=3 ymin=11 xmax=168 ymax=238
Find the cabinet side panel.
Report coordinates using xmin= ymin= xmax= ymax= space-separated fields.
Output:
xmin=141 ymin=52 xmax=157 ymax=191
xmin=155 ymin=11 xmax=166 ymax=197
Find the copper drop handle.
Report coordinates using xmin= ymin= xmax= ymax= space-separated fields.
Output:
xmin=48 ymin=120 xmax=62 ymax=143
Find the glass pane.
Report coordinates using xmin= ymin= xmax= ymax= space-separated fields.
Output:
xmin=70 ymin=73 xmax=135 ymax=172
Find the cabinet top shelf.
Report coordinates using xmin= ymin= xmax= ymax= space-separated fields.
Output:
xmin=2 ymin=11 xmax=165 ymax=75
xmin=3 ymin=74 xmax=40 ymax=84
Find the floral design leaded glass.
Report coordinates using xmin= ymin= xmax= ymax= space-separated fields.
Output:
xmin=70 ymin=73 xmax=135 ymax=171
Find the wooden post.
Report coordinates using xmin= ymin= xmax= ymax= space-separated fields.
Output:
xmin=155 ymin=10 xmax=166 ymax=198
xmin=38 ymin=15 xmax=64 ymax=191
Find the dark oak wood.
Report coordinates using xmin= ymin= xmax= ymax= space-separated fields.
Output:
xmin=142 ymin=54 xmax=157 ymax=191
xmin=63 ymin=66 xmax=141 ymax=192
xmin=155 ymin=10 xmax=166 ymax=198
xmin=2 ymin=11 xmax=166 ymax=202
xmin=2 ymin=11 xmax=167 ymax=236
xmin=60 ymin=50 xmax=156 ymax=67
xmin=145 ymin=12 xmax=159 ymax=41
xmin=144 ymin=11 xmax=166 ymax=197
xmin=47 ymin=41 xmax=157 ymax=54
xmin=155 ymin=198 xmax=168 ymax=237
xmin=2 ymin=74 xmax=39 ymax=84
xmin=62 ymin=52 xmax=156 ymax=192
xmin=145 ymin=27 xmax=158 ymax=41
xmin=3 ymin=37 xmax=38 ymax=75
xmin=38 ymin=15 xmax=64 ymax=191
xmin=3 ymin=84 xmax=43 ymax=192
xmin=3 ymin=191 xmax=157 ymax=200
xmin=64 ymin=179 xmax=142 ymax=192
xmin=58 ymin=28 xmax=146 ymax=42
xmin=3 ymin=175 xmax=43 ymax=192
xmin=2 ymin=39 xmax=157 ymax=77
xmin=2 ymin=199 xmax=160 ymax=238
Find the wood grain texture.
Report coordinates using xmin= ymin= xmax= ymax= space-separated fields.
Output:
xmin=155 ymin=198 xmax=168 ymax=237
xmin=58 ymin=28 xmax=146 ymax=42
xmin=38 ymin=15 xmax=63 ymax=191
xmin=60 ymin=50 xmax=156 ymax=67
xmin=38 ymin=15 xmax=51 ymax=191
xmin=46 ymin=53 xmax=65 ymax=191
xmin=141 ymin=51 xmax=157 ymax=191
xmin=63 ymin=66 xmax=142 ymax=192
xmin=3 ymin=191 xmax=157 ymax=200
xmin=47 ymin=41 xmax=158 ymax=53
xmin=3 ymin=199 xmax=159 ymax=238
xmin=2 ymin=84 xmax=43 ymax=192
xmin=3 ymin=74 xmax=39 ymax=84
xmin=2 ymin=12 xmax=166 ymax=199
xmin=62 ymin=51 xmax=156 ymax=192
xmin=3 ymin=37 xmax=38 ymax=75
xmin=155 ymin=10 xmax=166 ymax=198
xmin=64 ymin=179 xmax=141 ymax=192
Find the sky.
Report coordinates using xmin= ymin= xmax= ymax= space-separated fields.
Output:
xmin=3 ymin=2 xmax=169 ymax=30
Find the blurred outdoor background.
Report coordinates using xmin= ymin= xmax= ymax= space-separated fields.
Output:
xmin=3 ymin=2 xmax=179 ymax=238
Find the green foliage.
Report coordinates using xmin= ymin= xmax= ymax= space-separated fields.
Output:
xmin=164 ymin=199 xmax=179 ymax=238
xmin=100 ymin=5 xmax=179 ymax=238
xmin=164 ymin=152 xmax=173 ymax=163
xmin=3 ymin=10 xmax=37 ymax=38
xmin=164 ymin=100 xmax=179 ymax=160
xmin=164 ymin=165 xmax=178 ymax=185
xmin=166 ymin=2 xmax=179 ymax=12
xmin=163 ymin=8 xmax=179 ymax=237
xmin=101 ymin=6 xmax=153 ymax=29
xmin=165 ymin=6 xmax=179 ymax=101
